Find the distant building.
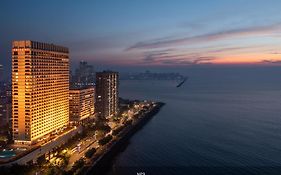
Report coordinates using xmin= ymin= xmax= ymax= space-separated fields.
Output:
xmin=12 ymin=40 xmax=69 ymax=145
xmin=0 ymin=83 xmax=11 ymax=136
xmin=0 ymin=82 xmax=8 ymax=129
xmin=95 ymin=71 xmax=119 ymax=118
xmin=6 ymin=87 xmax=12 ymax=135
xmin=69 ymin=86 xmax=95 ymax=122
xmin=0 ymin=64 xmax=3 ymax=82
xmin=120 ymin=70 xmax=186 ymax=80
xmin=71 ymin=61 xmax=95 ymax=87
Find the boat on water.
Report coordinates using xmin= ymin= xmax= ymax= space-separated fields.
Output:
xmin=176 ymin=77 xmax=188 ymax=88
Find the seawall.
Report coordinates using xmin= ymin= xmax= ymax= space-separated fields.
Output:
xmin=85 ymin=102 xmax=165 ymax=175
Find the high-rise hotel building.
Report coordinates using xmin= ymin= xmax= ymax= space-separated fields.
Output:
xmin=12 ymin=40 xmax=69 ymax=145
xmin=96 ymin=71 xmax=119 ymax=118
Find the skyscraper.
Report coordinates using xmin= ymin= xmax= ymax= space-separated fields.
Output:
xmin=71 ymin=61 xmax=95 ymax=87
xmin=12 ymin=40 xmax=69 ymax=145
xmin=69 ymin=86 xmax=95 ymax=123
xmin=95 ymin=71 xmax=119 ymax=118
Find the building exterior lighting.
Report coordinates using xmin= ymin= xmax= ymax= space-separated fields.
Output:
xmin=12 ymin=40 xmax=69 ymax=145
xmin=95 ymin=71 xmax=119 ymax=118
xmin=69 ymin=86 xmax=95 ymax=122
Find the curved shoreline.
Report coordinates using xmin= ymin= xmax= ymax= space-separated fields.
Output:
xmin=85 ymin=102 xmax=165 ymax=175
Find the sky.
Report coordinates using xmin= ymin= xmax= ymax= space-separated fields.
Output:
xmin=1 ymin=0 xmax=281 ymax=74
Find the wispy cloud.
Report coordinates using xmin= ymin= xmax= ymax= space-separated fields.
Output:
xmin=261 ymin=59 xmax=281 ymax=64
xmin=154 ymin=57 xmax=215 ymax=65
xmin=139 ymin=49 xmax=215 ymax=65
xmin=270 ymin=52 xmax=281 ymax=55
xmin=178 ymin=21 xmax=206 ymax=31
xmin=206 ymin=46 xmax=252 ymax=54
xmin=126 ymin=23 xmax=281 ymax=51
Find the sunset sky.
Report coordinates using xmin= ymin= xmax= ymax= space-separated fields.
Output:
xmin=1 ymin=0 xmax=281 ymax=70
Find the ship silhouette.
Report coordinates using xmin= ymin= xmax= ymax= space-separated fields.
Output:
xmin=176 ymin=77 xmax=188 ymax=88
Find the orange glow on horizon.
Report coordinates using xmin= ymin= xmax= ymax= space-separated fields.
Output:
xmin=210 ymin=53 xmax=281 ymax=65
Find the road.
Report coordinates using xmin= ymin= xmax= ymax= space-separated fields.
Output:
xmin=0 ymin=126 xmax=82 ymax=166
xmin=66 ymin=102 xmax=154 ymax=170
xmin=67 ymin=136 xmax=99 ymax=170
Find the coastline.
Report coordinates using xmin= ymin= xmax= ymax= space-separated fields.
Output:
xmin=0 ymin=102 xmax=165 ymax=174
xmin=84 ymin=102 xmax=165 ymax=175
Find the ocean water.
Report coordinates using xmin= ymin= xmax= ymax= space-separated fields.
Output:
xmin=107 ymin=67 xmax=281 ymax=175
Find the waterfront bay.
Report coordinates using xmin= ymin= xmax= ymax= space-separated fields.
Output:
xmin=108 ymin=67 xmax=281 ymax=174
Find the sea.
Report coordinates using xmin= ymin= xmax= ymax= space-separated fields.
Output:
xmin=106 ymin=66 xmax=281 ymax=175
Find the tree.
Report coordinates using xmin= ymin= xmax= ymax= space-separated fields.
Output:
xmin=125 ymin=120 xmax=132 ymax=126
xmin=37 ymin=155 xmax=46 ymax=166
xmin=112 ymin=126 xmax=125 ymax=136
xmin=46 ymin=167 xmax=56 ymax=175
xmin=85 ymin=148 xmax=96 ymax=158
xmin=98 ymin=135 xmax=113 ymax=145
xmin=10 ymin=164 xmax=31 ymax=175
xmin=99 ymin=124 xmax=111 ymax=132
xmin=72 ymin=158 xmax=85 ymax=172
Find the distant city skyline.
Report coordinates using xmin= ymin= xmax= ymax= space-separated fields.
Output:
xmin=1 ymin=0 xmax=281 ymax=73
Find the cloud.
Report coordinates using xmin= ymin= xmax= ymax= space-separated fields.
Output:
xmin=270 ymin=52 xmax=281 ymax=55
xmin=140 ymin=49 xmax=215 ymax=65
xmin=206 ymin=47 xmax=251 ymax=54
xmin=192 ymin=57 xmax=215 ymax=64
xmin=142 ymin=50 xmax=172 ymax=62
xmin=179 ymin=21 xmax=205 ymax=31
xmin=126 ymin=23 xmax=281 ymax=51
xmin=261 ymin=59 xmax=281 ymax=64
xmin=159 ymin=57 xmax=215 ymax=65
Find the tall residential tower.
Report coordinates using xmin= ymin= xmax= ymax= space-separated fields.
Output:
xmin=12 ymin=40 xmax=69 ymax=145
xmin=96 ymin=71 xmax=119 ymax=118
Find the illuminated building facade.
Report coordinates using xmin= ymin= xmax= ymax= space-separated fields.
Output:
xmin=96 ymin=71 xmax=119 ymax=118
xmin=12 ymin=40 xmax=69 ymax=145
xmin=69 ymin=86 xmax=95 ymax=122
